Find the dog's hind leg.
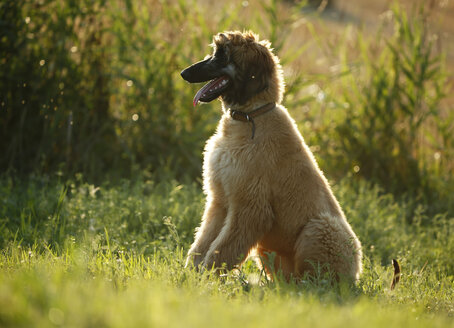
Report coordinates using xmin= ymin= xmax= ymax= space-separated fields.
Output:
xmin=293 ymin=216 xmax=361 ymax=281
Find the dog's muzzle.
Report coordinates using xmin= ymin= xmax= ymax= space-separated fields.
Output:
xmin=181 ymin=57 xmax=231 ymax=106
xmin=180 ymin=57 xmax=220 ymax=83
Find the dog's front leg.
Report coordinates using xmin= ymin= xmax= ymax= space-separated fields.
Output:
xmin=203 ymin=199 xmax=273 ymax=271
xmin=186 ymin=198 xmax=227 ymax=268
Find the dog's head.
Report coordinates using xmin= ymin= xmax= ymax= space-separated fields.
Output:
xmin=181 ymin=31 xmax=284 ymax=107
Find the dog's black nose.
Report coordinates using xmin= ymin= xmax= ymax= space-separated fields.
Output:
xmin=180 ymin=69 xmax=190 ymax=81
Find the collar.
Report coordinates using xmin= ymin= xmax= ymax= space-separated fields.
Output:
xmin=229 ymin=102 xmax=276 ymax=139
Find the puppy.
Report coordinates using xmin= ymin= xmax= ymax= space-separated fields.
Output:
xmin=181 ymin=31 xmax=362 ymax=281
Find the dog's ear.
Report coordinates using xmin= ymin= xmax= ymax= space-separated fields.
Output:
xmin=241 ymin=50 xmax=273 ymax=99
xmin=212 ymin=33 xmax=231 ymax=61
xmin=213 ymin=33 xmax=231 ymax=46
xmin=219 ymin=33 xmax=229 ymax=42
xmin=242 ymin=66 xmax=268 ymax=100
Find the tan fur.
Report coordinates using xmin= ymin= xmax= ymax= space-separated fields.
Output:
xmin=186 ymin=31 xmax=362 ymax=281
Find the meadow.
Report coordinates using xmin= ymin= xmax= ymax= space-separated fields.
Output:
xmin=1 ymin=0 xmax=453 ymax=327
xmin=0 ymin=176 xmax=453 ymax=327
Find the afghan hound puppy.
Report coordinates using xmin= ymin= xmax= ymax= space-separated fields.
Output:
xmin=180 ymin=31 xmax=362 ymax=281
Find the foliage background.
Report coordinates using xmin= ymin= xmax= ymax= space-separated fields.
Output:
xmin=2 ymin=0 xmax=452 ymax=193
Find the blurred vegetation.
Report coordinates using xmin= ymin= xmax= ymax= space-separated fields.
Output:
xmin=0 ymin=0 xmax=304 ymax=180
xmin=329 ymin=5 xmax=451 ymax=196
xmin=1 ymin=0 xmax=452 ymax=199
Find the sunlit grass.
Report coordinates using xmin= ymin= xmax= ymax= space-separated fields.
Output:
xmin=0 ymin=176 xmax=453 ymax=327
xmin=0 ymin=239 xmax=453 ymax=327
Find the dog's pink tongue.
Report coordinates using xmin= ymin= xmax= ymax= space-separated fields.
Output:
xmin=192 ymin=76 xmax=227 ymax=106
xmin=193 ymin=83 xmax=211 ymax=106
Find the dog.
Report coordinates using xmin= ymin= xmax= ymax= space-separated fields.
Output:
xmin=181 ymin=31 xmax=362 ymax=281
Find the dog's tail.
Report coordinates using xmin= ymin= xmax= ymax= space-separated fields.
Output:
xmin=390 ymin=259 xmax=401 ymax=290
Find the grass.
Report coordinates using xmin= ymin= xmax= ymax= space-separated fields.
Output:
xmin=0 ymin=176 xmax=453 ymax=327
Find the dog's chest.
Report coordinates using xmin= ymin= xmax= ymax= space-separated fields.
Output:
xmin=205 ymin=139 xmax=261 ymax=194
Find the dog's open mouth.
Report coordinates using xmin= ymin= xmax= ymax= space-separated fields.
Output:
xmin=193 ymin=76 xmax=230 ymax=106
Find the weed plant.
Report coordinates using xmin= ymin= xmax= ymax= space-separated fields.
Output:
xmin=333 ymin=5 xmax=451 ymax=195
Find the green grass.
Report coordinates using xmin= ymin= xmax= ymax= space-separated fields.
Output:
xmin=0 ymin=176 xmax=453 ymax=327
